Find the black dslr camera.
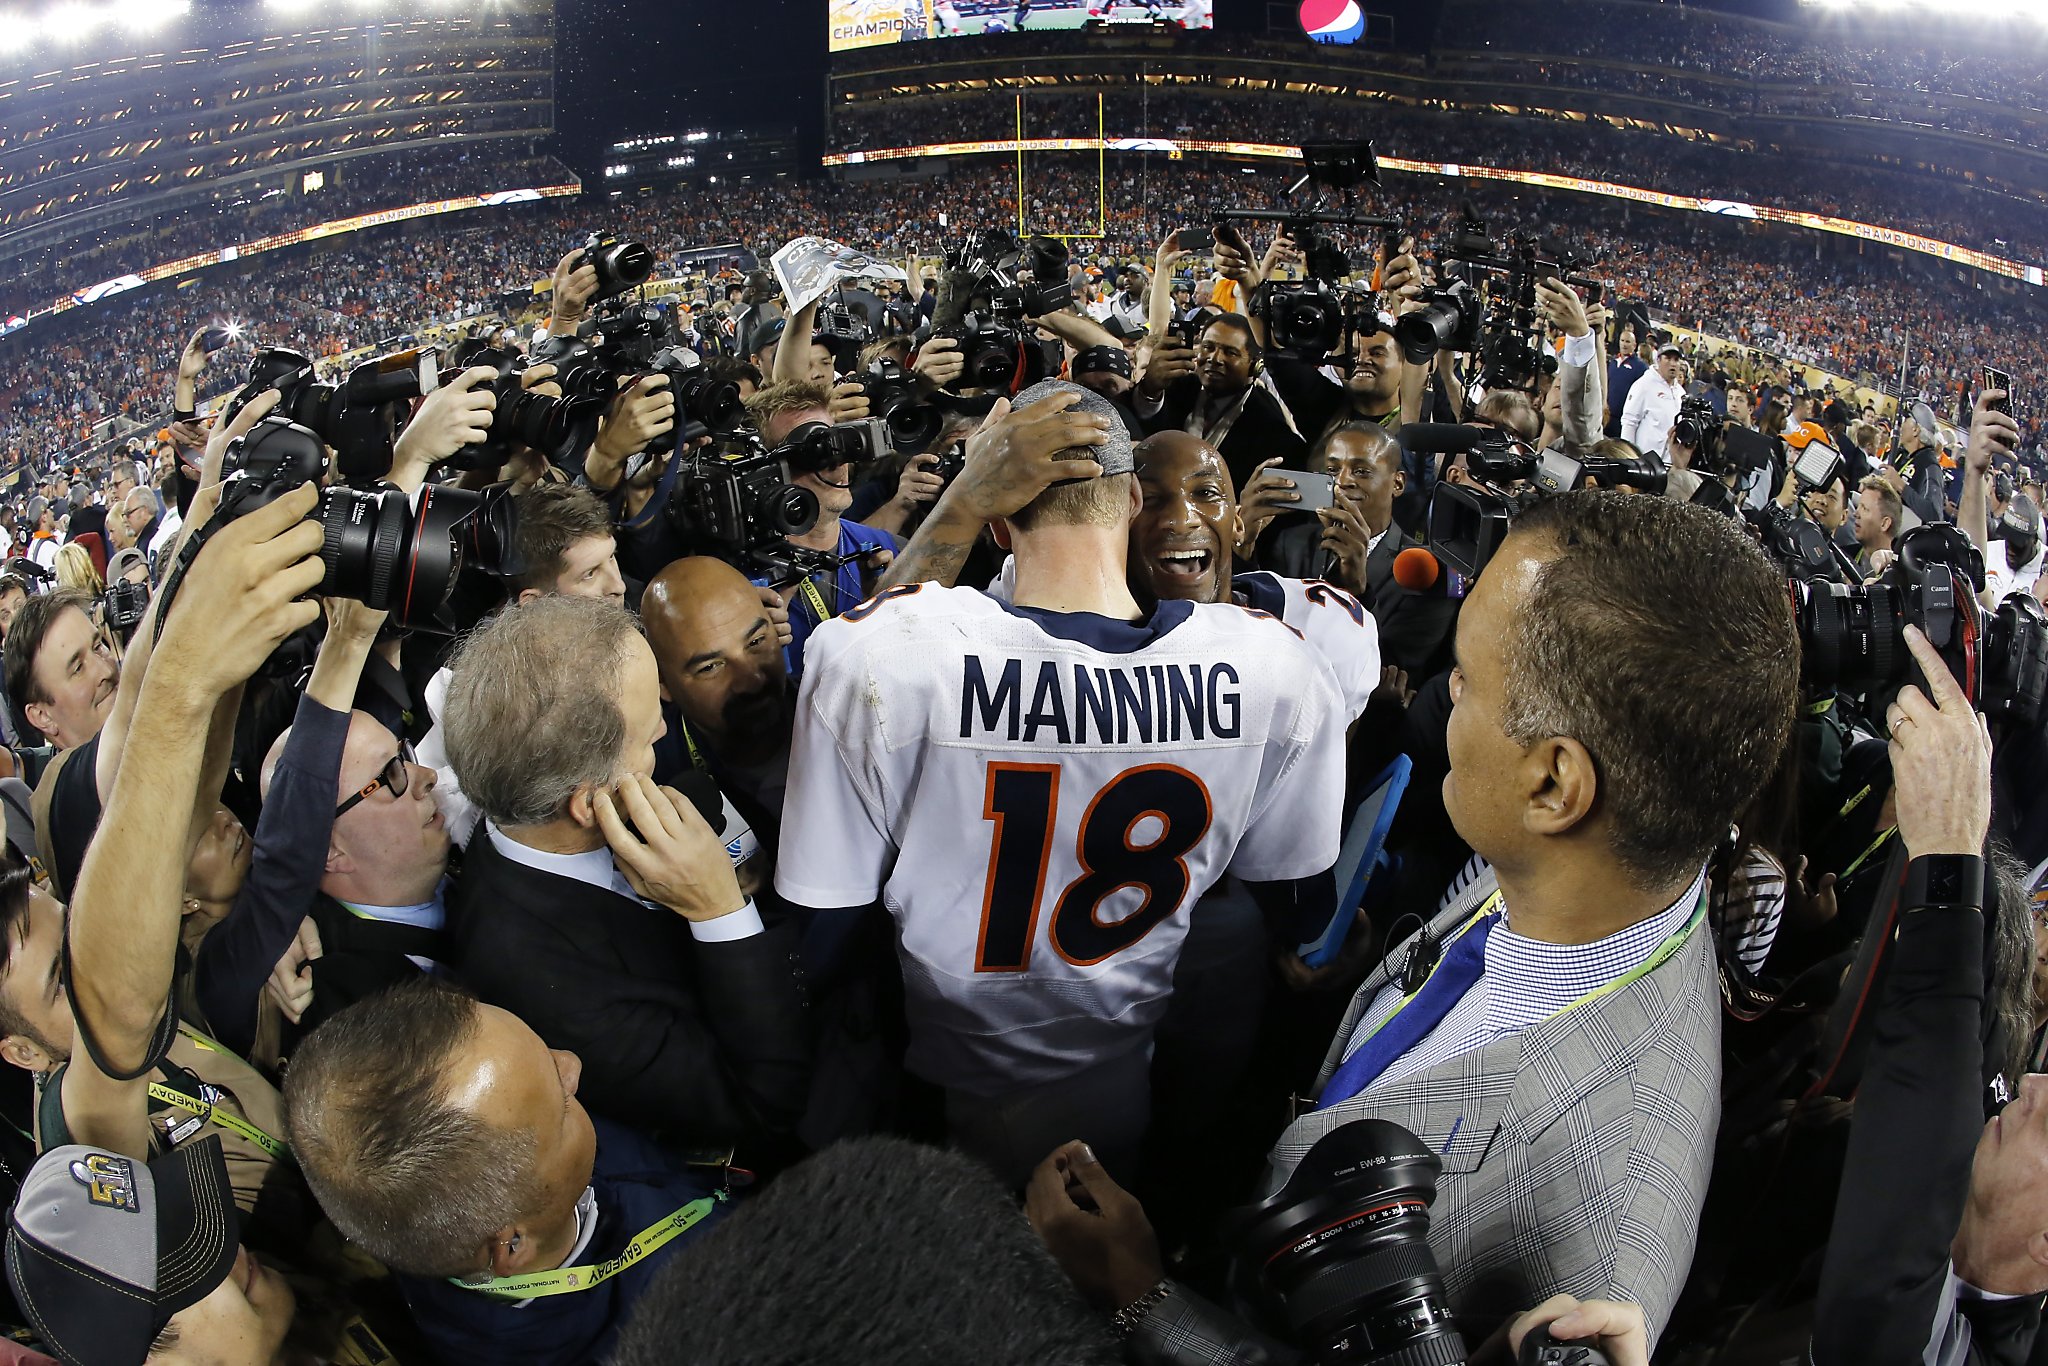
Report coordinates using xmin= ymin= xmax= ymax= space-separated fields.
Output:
xmin=447 ymin=339 xmax=611 ymax=470
xmin=1670 ymin=395 xmax=1722 ymax=468
xmin=1224 ymin=1119 xmax=1467 ymax=1366
xmin=858 ymin=356 xmax=973 ymax=454
xmin=221 ymin=346 xmax=430 ymax=481
xmin=663 ymin=432 xmax=824 ymax=580
xmin=203 ymin=416 xmax=516 ymax=631
xmin=578 ymin=231 xmax=655 ymax=303
xmin=1793 ymin=523 xmax=1982 ymax=703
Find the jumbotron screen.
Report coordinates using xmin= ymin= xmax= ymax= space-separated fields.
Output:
xmin=828 ymin=0 xmax=1212 ymax=53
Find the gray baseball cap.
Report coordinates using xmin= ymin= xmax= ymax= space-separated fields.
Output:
xmin=1011 ymin=379 xmax=1134 ymax=477
xmin=6 ymin=1138 xmax=240 ymax=1366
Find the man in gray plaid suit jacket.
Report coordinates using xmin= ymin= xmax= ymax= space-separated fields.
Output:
xmin=1035 ymin=492 xmax=1801 ymax=1363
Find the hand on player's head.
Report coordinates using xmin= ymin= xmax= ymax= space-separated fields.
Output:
xmin=949 ymin=394 xmax=1110 ymax=521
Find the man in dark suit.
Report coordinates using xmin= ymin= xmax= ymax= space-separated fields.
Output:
xmin=1132 ymin=312 xmax=1306 ymax=490
xmin=440 ymin=596 xmax=810 ymax=1156
xmin=1255 ymin=422 xmax=1459 ymax=681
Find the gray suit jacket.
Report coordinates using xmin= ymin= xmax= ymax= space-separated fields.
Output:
xmin=1267 ymin=868 xmax=1719 ymax=1346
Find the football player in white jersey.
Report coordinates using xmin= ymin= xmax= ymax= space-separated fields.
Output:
xmin=777 ymin=383 xmax=1345 ymax=1185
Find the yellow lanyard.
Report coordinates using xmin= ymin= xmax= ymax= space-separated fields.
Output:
xmin=678 ymin=715 xmax=710 ymax=775
xmin=146 ymin=1080 xmax=291 ymax=1162
xmin=453 ymin=1192 xmax=727 ymax=1299
xmin=796 ymin=574 xmax=836 ymax=626
xmin=1349 ymin=884 xmax=1710 ymax=1056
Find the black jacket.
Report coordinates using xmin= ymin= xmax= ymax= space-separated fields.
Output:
xmin=1139 ymin=376 xmax=1308 ymax=491
xmin=449 ymin=830 xmax=812 ymax=1153
xmin=1256 ymin=520 xmax=1460 ymax=682
xmin=1813 ymin=902 xmax=2044 ymax=1366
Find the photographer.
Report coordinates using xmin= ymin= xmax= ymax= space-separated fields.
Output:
xmin=1810 ymin=627 xmax=2040 ymax=1366
xmin=1132 ymin=310 xmax=1307 ymax=490
xmin=745 ymin=380 xmax=897 ymax=681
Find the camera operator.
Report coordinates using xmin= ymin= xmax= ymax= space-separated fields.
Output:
xmin=1620 ymin=343 xmax=1686 ymax=457
xmin=745 ymin=380 xmax=898 ymax=681
xmin=442 ymin=596 xmax=811 ymax=1153
xmin=1810 ymin=626 xmax=2042 ymax=1366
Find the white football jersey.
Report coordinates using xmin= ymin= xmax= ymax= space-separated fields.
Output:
xmin=776 ymin=583 xmax=1346 ymax=1096
xmin=988 ymin=558 xmax=1381 ymax=723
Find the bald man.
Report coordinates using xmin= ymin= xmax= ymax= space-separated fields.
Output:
xmin=642 ymin=557 xmax=795 ymax=816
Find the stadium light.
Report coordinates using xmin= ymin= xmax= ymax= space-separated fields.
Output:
xmin=1800 ymin=0 xmax=2045 ymax=17
xmin=0 ymin=16 xmax=30 ymax=49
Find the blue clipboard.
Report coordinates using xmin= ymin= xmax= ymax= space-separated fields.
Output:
xmin=1296 ymin=755 xmax=1411 ymax=969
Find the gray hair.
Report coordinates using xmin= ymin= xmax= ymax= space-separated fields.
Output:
xmin=442 ymin=596 xmax=644 ymax=828
xmin=122 ymin=485 xmax=160 ymax=517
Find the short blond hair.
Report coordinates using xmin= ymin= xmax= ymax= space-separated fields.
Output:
xmin=1009 ymin=472 xmax=1137 ymax=532
xmin=744 ymin=379 xmax=832 ymax=430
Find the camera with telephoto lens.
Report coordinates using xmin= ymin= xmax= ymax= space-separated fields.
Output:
xmin=1418 ymin=425 xmax=1539 ymax=579
xmin=221 ymin=346 xmax=429 ymax=482
xmin=1223 ymin=1119 xmax=1467 ymax=1366
xmin=210 ymin=415 xmax=516 ymax=631
xmin=930 ymin=229 xmax=1074 ymax=391
xmin=1792 ymin=523 xmax=1983 ymax=704
xmin=578 ymin=231 xmax=655 ymax=303
xmin=1402 ymin=208 xmax=1600 ymax=391
xmin=446 ymin=339 xmax=610 ymax=470
xmin=639 ymin=345 xmax=748 ymax=454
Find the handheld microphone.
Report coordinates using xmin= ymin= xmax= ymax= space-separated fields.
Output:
xmin=1391 ymin=545 xmax=1443 ymax=593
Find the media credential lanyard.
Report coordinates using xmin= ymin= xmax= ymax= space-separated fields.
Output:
xmin=1339 ymin=884 xmax=1710 ymax=1064
xmin=453 ymin=1192 xmax=729 ymax=1299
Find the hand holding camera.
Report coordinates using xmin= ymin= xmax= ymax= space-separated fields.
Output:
xmin=549 ymin=246 xmax=601 ymax=329
xmin=1138 ymin=337 xmax=1197 ymax=397
xmin=827 ymin=380 xmax=872 ymax=426
xmin=594 ymin=372 xmax=677 ymax=467
xmin=1887 ymin=624 xmax=1993 ymax=861
xmin=154 ymin=481 xmax=326 ymax=708
xmin=892 ymin=453 xmax=947 ymax=514
xmin=391 ymin=365 xmax=499 ymax=486
xmin=1535 ymin=278 xmax=1590 ymax=339
xmin=911 ymin=335 xmax=966 ymax=388
xmin=1965 ymin=387 xmax=2019 ymax=477
xmin=1506 ymin=1296 xmax=1639 ymax=1365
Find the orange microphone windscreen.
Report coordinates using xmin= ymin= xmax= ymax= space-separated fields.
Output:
xmin=1391 ymin=546 xmax=1441 ymax=592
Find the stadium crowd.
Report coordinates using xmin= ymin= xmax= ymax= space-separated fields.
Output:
xmin=0 ymin=130 xmax=2042 ymax=1366
xmin=831 ymin=91 xmax=2048 ymax=263
xmin=3 ymin=159 xmax=2043 ymax=478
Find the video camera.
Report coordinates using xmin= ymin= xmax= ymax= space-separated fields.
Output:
xmin=1417 ymin=423 xmax=1663 ymax=578
xmin=930 ymin=228 xmax=1074 ymax=391
xmin=221 ymin=346 xmax=433 ymax=482
xmin=1399 ymin=206 xmax=1604 ymax=392
xmin=1216 ymin=141 xmax=1402 ymax=369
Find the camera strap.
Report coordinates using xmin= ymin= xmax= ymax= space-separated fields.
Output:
xmin=452 ymin=1191 xmax=727 ymax=1299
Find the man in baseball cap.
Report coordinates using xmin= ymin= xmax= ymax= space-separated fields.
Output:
xmin=6 ymin=1136 xmax=293 ymax=1365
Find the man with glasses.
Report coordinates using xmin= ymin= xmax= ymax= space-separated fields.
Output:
xmin=1132 ymin=312 xmax=1307 ymax=490
xmin=192 ymin=600 xmax=453 ymax=1061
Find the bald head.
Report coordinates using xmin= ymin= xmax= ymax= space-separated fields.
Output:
xmin=642 ymin=558 xmax=790 ymax=761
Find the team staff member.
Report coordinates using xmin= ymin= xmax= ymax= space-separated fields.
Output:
xmin=1621 ymin=343 xmax=1687 ymax=457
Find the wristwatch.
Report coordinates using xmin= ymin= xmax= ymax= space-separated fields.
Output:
xmin=1901 ymin=853 xmax=1985 ymax=912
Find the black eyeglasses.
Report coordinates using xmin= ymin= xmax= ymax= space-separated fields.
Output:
xmin=336 ymin=751 xmax=411 ymax=819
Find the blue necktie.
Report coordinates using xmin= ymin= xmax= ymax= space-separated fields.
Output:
xmin=1321 ymin=912 xmax=1499 ymax=1107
